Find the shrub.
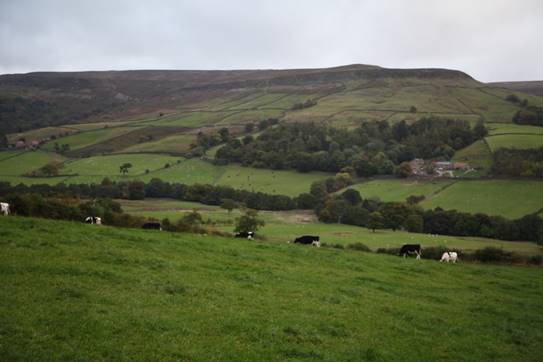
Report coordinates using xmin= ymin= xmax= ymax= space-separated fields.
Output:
xmin=346 ymin=242 xmax=371 ymax=252
xmin=472 ymin=247 xmax=513 ymax=263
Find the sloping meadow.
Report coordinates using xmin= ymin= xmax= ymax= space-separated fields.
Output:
xmin=1 ymin=216 xmax=542 ymax=361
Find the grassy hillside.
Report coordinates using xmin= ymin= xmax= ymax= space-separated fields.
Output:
xmin=1 ymin=216 xmax=542 ymax=361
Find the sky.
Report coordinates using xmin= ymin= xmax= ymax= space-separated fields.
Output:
xmin=0 ymin=0 xmax=542 ymax=82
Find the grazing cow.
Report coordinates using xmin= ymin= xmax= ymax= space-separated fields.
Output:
xmin=85 ymin=216 xmax=101 ymax=225
xmin=290 ymin=235 xmax=321 ymax=248
xmin=0 ymin=202 xmax=9 ymax=216
xmin=399 ymin=244 xmax=422 ymax=259
xmin=142 ymin=222 xmax=162 ymax=230
xmin=235 ymin=231 xmax=254 ymax=240
xmin=440 ymin=251 xmax=458 ymax=263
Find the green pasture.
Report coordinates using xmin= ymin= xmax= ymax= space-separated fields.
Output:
xmin=0 ymin=151 xmax=65 ymax=176
xmin=348 ymin=179 xmax=454 ymax=203
xmin=216 ymin=165 xmax=329 ymax=196
xmin=486 ymin=122 xmax=543 ymax=136
xmin=421 ymin=180 xmax=543 ymax=219
xmin=41 ymin=127 xmax=139 ymax=151
xmin=485 ymin=134 xmax=543 ymax=151
xmin=62 ymin=154 xmax=182 ymax=177
xmin=1 ymin=216 xmax=542 ymax=361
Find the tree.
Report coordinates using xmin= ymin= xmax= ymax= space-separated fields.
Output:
xmin=235 ymin=209 xmax=265 ymax=232
xmin=119 ymin=163 xmax=132 ymax=175
xmin=410 ymin=105 xmax=417 ymax=113
xmin=405 ymin=214 xmax=423 ymax=233
xmin=368 ymin=211 xmax=384 ymax=232
xmin=220 ymin=198 xmax=237 ymax=213
xmin=40 ymin=162 xmax=60 ymax=177
xmin=341 ymin=189 xmax=362 ymax=205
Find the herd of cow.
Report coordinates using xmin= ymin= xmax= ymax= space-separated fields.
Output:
xmin=0 ymin=202 xmax=458 ymax=262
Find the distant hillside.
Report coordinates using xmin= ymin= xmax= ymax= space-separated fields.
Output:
xmin=488 ymin=81 xmax=543 ymax=97
xmin=0 ymin=64 xmax=478 ymax=134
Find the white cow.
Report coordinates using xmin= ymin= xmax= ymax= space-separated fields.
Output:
xmin=0 ymin=202 xmax=9 ymax=216
xmin=440 ymin=251 xmax=458 ymax=263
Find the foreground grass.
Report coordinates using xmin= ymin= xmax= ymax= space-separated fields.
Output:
xmin=1 ymin=216 xmax=542 ymax=361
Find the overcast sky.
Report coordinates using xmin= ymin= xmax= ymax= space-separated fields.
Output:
xmin=1 ymin=0 xmax=541 ymax=82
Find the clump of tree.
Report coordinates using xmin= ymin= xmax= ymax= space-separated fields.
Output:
xmin=215 ymin=117 xmax=486 ymax=176
xmin=235 ymin=209 xmax=265 ymax=233
xmin=291 ymin=99 xmax=317 ymax=110
xmin=25 ymin=162 xmax=62 ymax=177
xmin=119 ymin=163 xmax=132 ymax=175
xmin=506 ymin=95 xmax=543 ymax=126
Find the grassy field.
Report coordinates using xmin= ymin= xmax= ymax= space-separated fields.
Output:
xmin=348 ymin=179 xmax=455 ymax=203
xmin=1 ymin=216 xmax=542 ymax=361
xmin=486 ymin=134 xmax=543 ymax=151
xmin=118 ymin=198 xmax=543 ymax=255
xmin=0 ymin=150 xmax=65 ymax=176
xmin=62 ymin=154 xmax=183 ymax=176
xmin=486 ymin=122 xmax=543 ymax=136
xmin=7 ymin=126 xmax=77 ymax=143
xmin=41 ymin=127 xmax=139 ymax=151
xmin=421 ymin=180 xmax=543 ymax=219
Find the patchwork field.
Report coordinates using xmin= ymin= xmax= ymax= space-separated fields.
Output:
xmin=1 ymin=216 xmax=542 ymax=361
xmin=41 ymin=126 xmax=139 ymax=151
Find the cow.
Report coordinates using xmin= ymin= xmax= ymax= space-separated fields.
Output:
xmin=290 ymin=235 xmax=321 ymax=248
xmin=399 ymin=244 xmax=422 ymax=259
xmin=85 ymin=216 xmax=101 ymax=225
xmin=440 ymin=251 xmax=458 ymax=263
xmin=142 ymin=222 xmax=162 ymax=230
xmin=235 ymin=231 xmax=254 ymax=240
xmin=0 ymin=202 xmax=9 ymax=216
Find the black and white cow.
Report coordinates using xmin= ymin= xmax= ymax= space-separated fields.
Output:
xmin=290 ymin=235 xmax=321 ymax=247
xmin=85 ymin=216 xmax=102 ymax=225
xmin=142 ymin=222 xmax=162 ymax=230
xmin=235 ymin=231 xmax=254 ymax=240
xmin=0 ymin=202 xmax=9 ymax=216
xmin=399 ymin=244 xmax=422 ymax=259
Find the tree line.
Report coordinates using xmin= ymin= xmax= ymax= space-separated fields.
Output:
xmin=215 ymin=117 xmax=487 ymax=176
xmin=313 ymin=186 xmax=543 ymax=243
